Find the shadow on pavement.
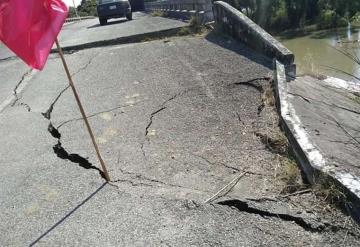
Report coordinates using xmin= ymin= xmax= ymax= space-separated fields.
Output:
xmin=28 ymin=182 xmax=108 ymax=247
xmin=205 ymin=31 xmax=272 ymax=70
xmin=87 ymin=18 xmax=130 ymax=29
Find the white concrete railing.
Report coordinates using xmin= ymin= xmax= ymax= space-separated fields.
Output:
xmin=213 ymin=1 xmax=295 ymax=78
xmin=145 ymin=0 xmax=213 ymax=23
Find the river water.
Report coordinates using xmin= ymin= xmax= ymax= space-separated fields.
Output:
xmin=278 ymin=25 xmax=360 ymax=82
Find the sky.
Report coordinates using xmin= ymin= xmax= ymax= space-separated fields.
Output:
xmin=63 ymin=0 xmax=82 ymax=7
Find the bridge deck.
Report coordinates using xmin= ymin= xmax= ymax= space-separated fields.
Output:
xmin=1 ymin=14 xmax=360 ymax=246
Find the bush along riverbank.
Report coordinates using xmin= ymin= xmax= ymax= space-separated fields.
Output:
xmin=221 ymin=0 xmax=360 ymax=32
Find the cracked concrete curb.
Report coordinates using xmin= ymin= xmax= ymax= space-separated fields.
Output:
xmin=50 ymin=26 xmax=187 ymax=53
xmin=273 ymin=60 xmax=360 ymax=214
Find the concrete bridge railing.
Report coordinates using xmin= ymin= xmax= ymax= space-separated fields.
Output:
xmin=145 ymin=0 xmax=213 ymax=23
xmin=213 ymin=1 xmax=296 ymax=78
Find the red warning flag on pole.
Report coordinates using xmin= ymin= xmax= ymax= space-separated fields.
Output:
xmin=0 ymin=0 xmax=68 ymax=70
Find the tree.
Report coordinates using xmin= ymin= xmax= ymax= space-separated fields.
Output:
xmin=225 ymin=0 xmax=360 ymax=32
xmin=77 ymin=0 xmax=98 ymax=17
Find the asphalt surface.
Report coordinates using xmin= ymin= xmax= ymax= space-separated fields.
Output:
xmin=0 ymin=42 xmax=14 ymax=60
xmin=56 ymin=12 xmax=188 ymax=50
xmin=1 ymin=15 xmax=360 ymax=246
xmin=0 ymin=12 xmax=188 ymax=60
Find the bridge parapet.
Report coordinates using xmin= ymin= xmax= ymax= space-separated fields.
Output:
xmin=213 ymin=1 xmax=295 ymax=79
xmin=145 ymin=0 xmax=213 ymax=23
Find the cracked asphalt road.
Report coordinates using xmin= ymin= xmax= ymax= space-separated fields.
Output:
xmin=1 ymin=29 xmax=360 ymax=246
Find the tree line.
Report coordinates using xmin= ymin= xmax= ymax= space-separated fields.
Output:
xmin=68 ymin=0 xmax=360 ymax=32
xmin=223 ymin=0 xmax=360 ymax=31
xmin=69 ymin=0 xmax=97 ymax=18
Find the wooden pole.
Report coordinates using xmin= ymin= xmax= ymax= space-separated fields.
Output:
xmin=55 ymin=38 xmax=111 ymax=181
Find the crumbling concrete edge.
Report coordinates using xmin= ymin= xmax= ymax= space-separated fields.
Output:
xmin=274 ymin=60 xmax=360 ymax=214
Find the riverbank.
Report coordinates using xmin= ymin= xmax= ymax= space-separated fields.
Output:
xmin=275 ymin=23 xmax=360 ymax=39
xmin=278 ymin=25 xmax=360 ymax=82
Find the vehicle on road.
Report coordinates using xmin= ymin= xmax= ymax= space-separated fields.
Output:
xmin=96 ymin=0 xmax=132 ymax=26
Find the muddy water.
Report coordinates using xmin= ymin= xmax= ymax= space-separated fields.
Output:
xmin=278 ymin=26 xmax=360 ymax=81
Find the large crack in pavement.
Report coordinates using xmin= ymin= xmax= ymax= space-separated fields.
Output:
xmin=217 ymin=199 xmax=353 ymax=234
xmin=47 ymin=122 xmax=106 ymax=179
xmin=141 ymin=91 xmax=188 ymax=158
xmin=141 ymin=89 xmax=190 ymax=142
xmin=144 ymin=92 xmax=186 ymax=139
xmin=144 ymin=106 xmax=166 ymax=137
xmin=42 ymin=51 xmax=100 ymax=120
xmin=37 ymin=52 xmax=109 ymax=180
xmin=42 ymin=85 xmax=70 ymax=119
xmin=230 ymin=77 xmax=272 ymax=117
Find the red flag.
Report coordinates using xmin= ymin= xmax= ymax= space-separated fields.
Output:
xmin=0 ymin=0 xmax=68 ymax=70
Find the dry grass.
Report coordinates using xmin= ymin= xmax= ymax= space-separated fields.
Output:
xmin=262 ymin=83 xmax=276 ymax=107
xmin=255 ymin=132 xmax=289 ymax=155
xmin=278 ymin=157 xmax=304 ymax=194
xmin=151 ymin=10 xmax=167 ymax=17
xmin=351 ymin=93 xmax=360 ymax=104
xmin=178 ymin=16 xmax=204 ymax=36
xmin=253 ymin=78 xmax=304 ymax=193
xmin=257 ymin=76 xmax=351 ymax=211
xmin=313 ymin=175 xmax=347 ymax=206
